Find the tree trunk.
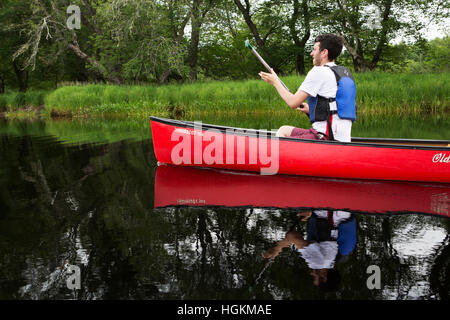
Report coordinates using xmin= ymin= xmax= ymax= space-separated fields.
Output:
xmin=296 ymin=53 xmax=306 ymax=75
xmin=352 ymin=56 xmax=370 ymax=72
xmin=158 ymin=70 xmax=170 ymax=84
xmin=336 ymin=0 xmax=393 ymax=72
xmin=289 ymin=0 xmax=310 ymax=75
xmin=12 ymin=60 xmax=27 ymax=92
xmin=233 ymin=0 xmax=275 ymax=68
xmin=0 ymin=76 xmax=5 ymax=94
xmin=188 ymin=0 xmax=201 ymax=81
xmin=370 ymin=0 xmax=393 ymax=70
xmin=234 ymin=0 xmax=265 ymax=48
xmin=163 ymin=0 xmax=192 ymax=83
xmin=341 ymin=35 xmax=371 ymax=72
xmin=67 ymin=43 xmax=121 ymax=84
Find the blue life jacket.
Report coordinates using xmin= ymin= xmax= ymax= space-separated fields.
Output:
xmin=307 ymin=211 xmax=356 ymax=257
xmin=306 ymin=65 xmax=356 ymax=127
xmin=336 ymin=216 xmax=356 ymax=256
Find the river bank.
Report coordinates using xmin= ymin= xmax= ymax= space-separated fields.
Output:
xmin=1 ymin=73 xmax=448 ymax=120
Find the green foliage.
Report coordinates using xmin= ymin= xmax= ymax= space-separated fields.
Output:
xmin=377 ymin=37 xmax=450 ymax=73
xmin=43 ymin=73 xmax=449 ymax=119
xmin=1 ymin=90 xmax=49 ymax=111
xmin=89 ymin=0 xmax=190 ymax=83
xmin=425 ymin=37 xmax=450 ymax=72
xmin=0 ymin=96 xmax=7 ymax=112
xmin=12 ymin=93 xmax=27 ymax=109
xmin=1 ymin=0 xmax=449 ymax=91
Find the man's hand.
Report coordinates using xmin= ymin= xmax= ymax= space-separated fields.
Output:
xmin=262 ymin=247 xmax=279 ymax=260
xmin=296 ymin=102 xmax=309 ymax=114
xmin=297 ymin=211 xmax=312 ymax=222
xmin=259 ymin=68 xmax=278 ymax=86
xmin=259 ymin=69 xmax=310 ymax=111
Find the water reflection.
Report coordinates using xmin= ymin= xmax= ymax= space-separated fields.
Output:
xmin=0 ymin=131 xmax=449 ymax=300
xmin=155 ymin=165 xmax=450 ymax=216
xmin=262 ymin=211 xmax=356 ymax=292
xmin=155 ymin=165 xmax=450 ymax=299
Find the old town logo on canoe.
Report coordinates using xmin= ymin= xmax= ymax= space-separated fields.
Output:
xmin=433 ymin=153 xmax=450 ymax=163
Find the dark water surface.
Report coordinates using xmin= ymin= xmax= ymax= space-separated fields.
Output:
xmin=0 ymin=118 xmax=449 ymax=300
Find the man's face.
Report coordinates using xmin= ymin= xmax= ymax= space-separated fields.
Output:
xmin=310 ymin=269 xmax=329 ymax=286
xmin=311 ymin=42 xmax=326 ymax=66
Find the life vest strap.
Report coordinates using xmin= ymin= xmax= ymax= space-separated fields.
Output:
xmin=327 ymin=115 xmax=335 ymax=141
xmin=317 ymin=95 xmax=336 ymax=103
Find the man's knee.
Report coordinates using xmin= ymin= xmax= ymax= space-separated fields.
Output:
xmin=276 ymin=125 xmax=295 ymax=137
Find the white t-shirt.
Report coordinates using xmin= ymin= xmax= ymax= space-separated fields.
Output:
xmin=299 ymin=62 xmax=352 ymax=142
xmin=297 ymin=241 xmax=338 ymax=269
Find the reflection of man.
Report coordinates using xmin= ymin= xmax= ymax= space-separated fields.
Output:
xmin=263 ymin=210 xmax=356 ymax=291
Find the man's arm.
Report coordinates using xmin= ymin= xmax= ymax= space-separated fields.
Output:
xmin=262 ymin=231 xmax=309 ymax=259
xmin=273 ymin=81 xmax=310 ymax=111
xmin=259 ymin=69 xmax=310 ymax=113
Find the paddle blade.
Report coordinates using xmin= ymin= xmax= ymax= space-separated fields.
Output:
xmin=245 ymin=39 xmax=253 ymax=50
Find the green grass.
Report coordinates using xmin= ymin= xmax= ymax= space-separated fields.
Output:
xmin=0 ymin=90 xmax=49 ymax=111
xmin=2 ymin=72 xmax=449 ymax=119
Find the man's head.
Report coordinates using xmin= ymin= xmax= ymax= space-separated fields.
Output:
xmin=310 ymin=34 xmax=344 ymax=66
xmin=310 ymin=268 xmax=341 ymax=292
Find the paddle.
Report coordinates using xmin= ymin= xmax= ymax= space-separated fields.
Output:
xmin=245 ymin=39 xmax=290 ymax=92
xmin=248 ymin=258 xmax=274 ymax=298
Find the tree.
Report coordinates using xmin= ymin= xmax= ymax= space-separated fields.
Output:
xmin=424 ymin=36 xmax=450 ymax=72
xmin=197 ymin=1 xmax=260 ymax=79
xmin=12 ymin=0 xmax=121 ymax=84
xmin=0 ymin=0 xmax=33 ymax=92
xmin=286 ymin=0 xmax=311 ymax=74
xmin=233 ymin=0 xmax=284 ymax=72
xmin=187 ymin=0 xmax=219 ymax=81
xmin=323 ymin=0 xmax=449 ymax=72
xmin=93 ymin=0 xmax=191 ymax=84
xmin=159 ymin=0 xmax=192 ymax=83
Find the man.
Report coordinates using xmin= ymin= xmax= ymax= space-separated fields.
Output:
xmin=259 ymin=34 xmax=356 ymax=142
xmin=262 ymin=210 xmax=356 ymax=291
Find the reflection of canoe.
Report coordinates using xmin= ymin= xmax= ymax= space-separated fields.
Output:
xmin=150 ymin=117 xmax=450 ymax=183
xmin=154 ymin=165 xmax=450 ymax=217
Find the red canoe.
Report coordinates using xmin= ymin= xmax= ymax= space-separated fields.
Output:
xmin=154 ymin=165 xmax=450 ymax=217
xmin=150 ymin=117 xmax=450 ymax=183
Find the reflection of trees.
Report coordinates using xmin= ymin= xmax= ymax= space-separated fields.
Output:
xmin=353 ymin=214 xmax=449 ymax=300
xmin=330 ymin=214 xmax=449 ymax=300
xmin=1 ymin=132 xmax=449 ymax=299
xmin=158 ymin=207 xmax=320 ymax=299
xmin=0 ymin=133 xmax=158 ymax=299
xmin=429 ymin=220 xmax=450 ymax=300
xmin=155 ymin=208 xmax=278 ymax=299
xmin=379 ymin=217 xmax=413 ymax=299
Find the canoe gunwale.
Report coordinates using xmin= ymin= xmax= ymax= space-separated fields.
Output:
xmin=150 ymin=116 xmax=450 ymax=151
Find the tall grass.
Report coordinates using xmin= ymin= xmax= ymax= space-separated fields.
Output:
xmin=354 ymin=73 xmax=448 ymax=116
xmin=0 ymin=90 xmax=48 ymax=111
xmin=15 ymin=72 xmax=450 ymax=119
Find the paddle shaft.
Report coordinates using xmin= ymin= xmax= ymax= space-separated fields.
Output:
xmin=249 ymin=47 xmax=290 ymax=92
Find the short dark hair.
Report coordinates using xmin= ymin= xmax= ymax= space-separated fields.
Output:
xmin=319 ymin=269 xmax=341 ymax=292
xmin=314 ymin=34 xmax=343 ymax=61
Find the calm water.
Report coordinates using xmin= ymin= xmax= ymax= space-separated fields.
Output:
xmin=0 ymin=117 xmax=449 ymax=300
